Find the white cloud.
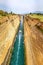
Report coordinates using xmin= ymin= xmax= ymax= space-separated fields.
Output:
xmin=5 ymin=0 xmax=37 ymax=13
xmin=0 ymin=0 xmax=5 ymax=4
xmin=0 ymin=0 xmax=43 ymax=14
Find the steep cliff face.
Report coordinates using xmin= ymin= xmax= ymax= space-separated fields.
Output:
xmin=24 ymin=16 xmax=43 ymax=65
xmin=0 ymin=15 xmax=20 ymax=65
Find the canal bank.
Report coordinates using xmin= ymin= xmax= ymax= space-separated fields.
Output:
xmin=0 ymin=16 xmax=20 ymax=65
xmin=9 ymin=16 xmax=25 ymax=65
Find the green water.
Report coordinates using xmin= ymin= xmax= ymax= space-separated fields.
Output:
xmin=9 ymin=18 xmax=25 ymax=65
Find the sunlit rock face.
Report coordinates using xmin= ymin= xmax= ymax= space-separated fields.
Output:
xmin=0 ymin=15 xmax=20 ymax=65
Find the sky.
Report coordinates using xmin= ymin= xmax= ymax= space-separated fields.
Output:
xmin=0 ymin=0 xmax=43 ymax=14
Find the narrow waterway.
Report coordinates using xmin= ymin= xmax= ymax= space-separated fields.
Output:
xmin=10 ymin=16 xmax=25 ymax=65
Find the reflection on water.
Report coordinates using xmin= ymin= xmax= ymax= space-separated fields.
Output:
xmin=10 ymin=16 xmax=25 ymax=65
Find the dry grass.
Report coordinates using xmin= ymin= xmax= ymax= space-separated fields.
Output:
xmin=29 ymin=14 xmax=43 ymax=22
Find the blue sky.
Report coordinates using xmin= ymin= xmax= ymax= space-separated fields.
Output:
xmin=0 ymin=0 xmax=43 ymax=14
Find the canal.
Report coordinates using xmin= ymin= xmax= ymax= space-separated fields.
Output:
xmin=10 ymin=16 xmax=25 ymax=65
